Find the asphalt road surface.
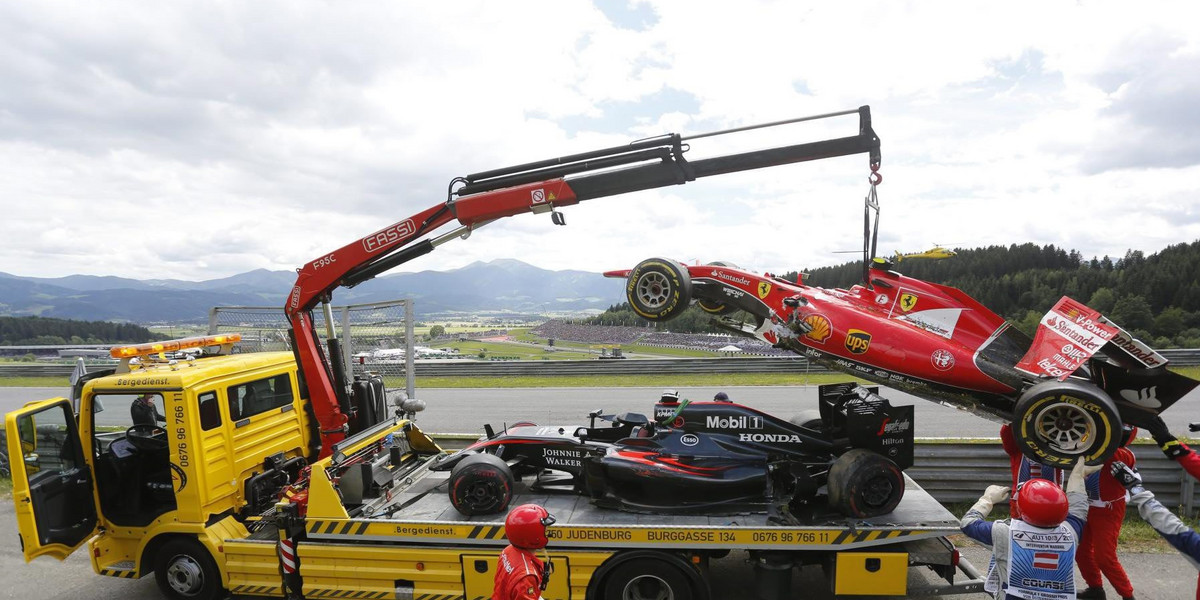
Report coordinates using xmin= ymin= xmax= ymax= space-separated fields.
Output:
xmin=6 ymin=382 xmax=1197 ymax=440
xmin=0 ymin=494 xmax=1196 ymax=599
xmin=3 ymin=386 xmax=1199 ymax=599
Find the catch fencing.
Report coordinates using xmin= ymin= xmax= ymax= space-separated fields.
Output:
xmin=6 ymin=350 xmax=1200 ymax=378
xmin=207 ymin=300 xmax=415 ymax=399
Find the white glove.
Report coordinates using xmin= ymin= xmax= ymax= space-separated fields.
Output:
xmin=969 ymin=485 xmax=1011 ymax=516
xmin=1066 ymin=457 xmax=1103 ymax=495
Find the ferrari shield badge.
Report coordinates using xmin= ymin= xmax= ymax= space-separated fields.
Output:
xmin=757 ymin=281 xmax=771 ymax=299
xmin=899 ymin=293 xmax=918 ymax=312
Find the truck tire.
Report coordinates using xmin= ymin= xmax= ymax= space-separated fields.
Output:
xmin=827 ymin=449 xmax=904 ymax=518
xmin=449 ymin=453 xmax=514 ymax=516
xmin=601 ymin=556 xmax=697 ymax=600
xmin=626 ymin=258 xmax=692 ymax=321
xmin=1011 ymin=379 xmax=1121 ymax=468
xmin=154 ymin=538 xmax=224 ymax=600
xmin=697 ymin=261 xmax=739 ymax=316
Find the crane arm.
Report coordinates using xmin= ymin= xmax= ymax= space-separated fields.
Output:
xmin=286 ymin=106 xmax=881 ymax=458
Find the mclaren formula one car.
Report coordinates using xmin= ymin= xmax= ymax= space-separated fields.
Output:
xmin=431 ymin=384 xmax=914 ymax=521
xmin=606 ymin=257 xmax=1199 ymax=469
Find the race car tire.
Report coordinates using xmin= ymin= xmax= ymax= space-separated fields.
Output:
xmin=788 ymin=409 xmax=824 ymax=431
xmin=600 ymin=554 xmax=697 ymax=600
xmin=1011 ymin=379 xmax=1121 ymax=468
xmin=449 ymin=452 xmax=514 ymax=516
xmin=626 ymin=258 xmax=692 ymax=321
xmin=828 ymin=449 xmax=904 ymax=518
xmin=697 ymin=261 xmax=739 ymax=316
xmin=154 ymin=538 xmax=225 ymax=600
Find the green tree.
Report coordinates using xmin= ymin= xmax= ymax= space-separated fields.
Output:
xmin=428 ymin=324 xmax=445 ymax=339
xmin=1110 ymin=295 xmax=1154 ymax=331
xmin=1087 ymin=287 xmax=1117 ymax=314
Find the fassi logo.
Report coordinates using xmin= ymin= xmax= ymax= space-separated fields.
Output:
xmin=362 ymin=220 xmax=416 ymax=253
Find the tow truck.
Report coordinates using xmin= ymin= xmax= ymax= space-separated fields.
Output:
xmin=5 ymin=106 xmax=985 ymax=599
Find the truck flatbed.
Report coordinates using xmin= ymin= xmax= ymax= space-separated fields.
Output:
xmin=304 ymin=465 xmax=961 ymax=552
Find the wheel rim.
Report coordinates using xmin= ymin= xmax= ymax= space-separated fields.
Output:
xmin=166 ymin=554 xmax=205 ymax=596
xmin=1034 ymin=402 xmax=1096 ymax=454
xmin=861 ymin=474 xmax=895 ymax=508
xmin=461 ymin=479 xmax=502 ymax=511
xmin=635 ymin=272 xmax=672 ymax=310
xmin=621 ymin=574 xmax=675 ymax=600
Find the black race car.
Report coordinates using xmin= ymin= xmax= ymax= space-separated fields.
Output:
xmin=431 ymin=384 xmax=915 ymax=521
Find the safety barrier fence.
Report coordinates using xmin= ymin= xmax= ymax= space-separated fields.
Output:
xmin=5 ymin=349 xmax=1199 ymax=378
xmin=0 ymin=431 xmax=1192 ymax=514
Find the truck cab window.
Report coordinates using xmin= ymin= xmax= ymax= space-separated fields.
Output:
xmin=229 ymin=374 xmax=293 ymax=420
xmin=198 ymin=391 xmax=221 ymax=431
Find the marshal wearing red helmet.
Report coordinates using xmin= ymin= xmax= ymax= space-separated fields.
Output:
xmin=494 ymin=504 xmax=556 ymax=600
xmin=962 ymin=458 xmax=1102 ymax=600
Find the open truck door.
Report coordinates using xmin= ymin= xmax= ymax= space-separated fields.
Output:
xmin=4 ymin=398 xmax=98 ymax=561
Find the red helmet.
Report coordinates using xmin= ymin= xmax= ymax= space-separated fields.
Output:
xmin=1015 ymin=479 xmax=1068 ymax=528
xmin=504 ymin=504 xmax=556 ymax=549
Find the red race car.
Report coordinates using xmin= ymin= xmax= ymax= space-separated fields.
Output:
xmin=606 ymin=257 xmax=1198 ymax=467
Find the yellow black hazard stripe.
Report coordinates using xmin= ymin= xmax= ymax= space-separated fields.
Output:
xmin=309 ymin=519 xmax=373 ymax=536
xmin=466 ymin=524 xmax=505 ymax=540
xmin=829 ymin=529 xmax=919 ymax=545
xmin=98 ymin=567 xmax=137 ymax=578
xmin=228 ymin=584 xmax=284 ymax=596
xmin=303 ymin=590 xmax=391 ymax=598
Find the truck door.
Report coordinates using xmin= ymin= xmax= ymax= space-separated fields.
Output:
xmin=4 ymin=398 xmax=98 ymax=561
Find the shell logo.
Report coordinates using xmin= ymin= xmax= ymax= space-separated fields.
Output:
xmin=803 ymin=314 xmax=832 ymax=344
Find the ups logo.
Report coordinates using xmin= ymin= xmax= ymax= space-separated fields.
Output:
xmin=845 ymin=329 xmax=872 ymax=354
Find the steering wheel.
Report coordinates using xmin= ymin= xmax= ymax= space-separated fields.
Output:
xmin=125 ymin=423 xmax=169 ymax=452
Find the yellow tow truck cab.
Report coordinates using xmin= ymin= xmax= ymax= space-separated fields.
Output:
xmin=5 ymin=335 xmax=985 ymax=600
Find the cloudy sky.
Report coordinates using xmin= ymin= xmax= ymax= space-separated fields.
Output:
xmin=2 ymin=1 xmax=1199 ymax=283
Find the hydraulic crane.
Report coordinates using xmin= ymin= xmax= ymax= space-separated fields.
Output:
xmin=284 ymin=106 xmax=882 ymax=458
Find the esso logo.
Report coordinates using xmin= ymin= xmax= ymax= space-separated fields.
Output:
xmin=680 ymin=434 xmax=699 ymax=446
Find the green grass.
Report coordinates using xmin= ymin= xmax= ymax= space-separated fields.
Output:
xmin=405 ymin=372 xmax=862 ymax=389
xmin=0 ymin=376 xmax=69 ymax=387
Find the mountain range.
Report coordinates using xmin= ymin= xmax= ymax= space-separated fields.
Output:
xmin=0 ymin=259 xmax=624 ymax=323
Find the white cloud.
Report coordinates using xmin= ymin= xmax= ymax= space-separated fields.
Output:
xmin=1 ymin=0 xmax=1198 ymax=286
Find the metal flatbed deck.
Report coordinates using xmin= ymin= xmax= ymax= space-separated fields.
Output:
xmin=304 ymin=470 xmax=961 ymax=552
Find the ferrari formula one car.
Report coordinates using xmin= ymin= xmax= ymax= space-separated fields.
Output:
xmin=431 ymin=384 xmax=914 ymax=521
xmin=607 ymin=257 xmax=1199 ymax=469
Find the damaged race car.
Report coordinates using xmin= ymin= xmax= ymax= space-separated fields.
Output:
xmin=431 ymin=384 xmax=914 ymax=521
xmin=606 ymin=256 xmax=1199 ymax=469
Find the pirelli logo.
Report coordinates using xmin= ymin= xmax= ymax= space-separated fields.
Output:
xmin=362 ymin=219 xmax=416 ymax=253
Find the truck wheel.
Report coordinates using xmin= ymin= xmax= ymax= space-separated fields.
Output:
xmin=602 ymin=557 xmax=696 ymax=600
xmin=697 ymin=261 xmax=739 ymax=316
xmin=1011 ymin=380 xmax=1121 ymax=468
xmin=154 ymin=539 xmax=224 ymax=600
xmin=828 ymin=449 xmax=904 ymax=518
xmin=449 ymin=453 xmax=514 ymax=516
xmin=627 ymin=258 xmax=692 ymax=321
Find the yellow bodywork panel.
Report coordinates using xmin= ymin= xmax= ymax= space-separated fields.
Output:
xmin=833 ymin=551 xmax=908 ymax=596
xmin=223 ymin=538 xmax=283 ymax=597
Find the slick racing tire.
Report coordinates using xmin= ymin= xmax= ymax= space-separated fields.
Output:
xmin=696 ymin=260 xmax=739 ymax=316
xmin=828 ymin=449 xmax=904 ymax=518
xmin=449 ymin=452 xmax=514 ymax=516
xmin=154 ymin=539 xmax=225 ymax=600
xmin=626 ymin=258 xmax=692 ymax=321
xmin=1011 ymin=380 xmax=1121 ymax=468
xmin=788 ymin=409 xmax=824 ymax=431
